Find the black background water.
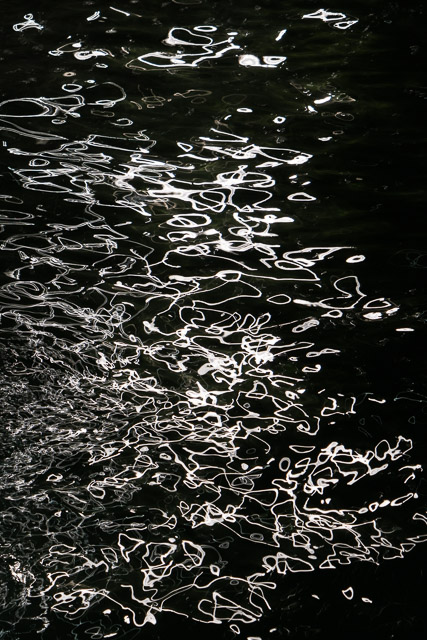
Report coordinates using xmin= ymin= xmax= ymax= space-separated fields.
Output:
xmin=0 ymin=1 xmax=426 ymax=639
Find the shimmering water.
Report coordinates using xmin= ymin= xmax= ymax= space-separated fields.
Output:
xmin=0 ymin=2 xmax=426 ymax=639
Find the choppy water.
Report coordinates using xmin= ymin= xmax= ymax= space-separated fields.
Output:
xmin=0 ymin=2 xmax=426 ymax=639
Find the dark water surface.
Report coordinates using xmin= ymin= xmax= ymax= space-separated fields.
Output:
xmin=0 ymin=2 xmax=426 ymax=638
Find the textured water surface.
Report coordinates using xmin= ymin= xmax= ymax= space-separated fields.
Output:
xmin=0 ymin=2 xmax=426 ymax=639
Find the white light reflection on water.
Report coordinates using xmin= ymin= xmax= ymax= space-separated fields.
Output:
xmin=12 ymin=13 xmax=43 ymax=32
xmin=302 ymin=9 xmax=359 ymax=30
xmin=128 ymin=26 xmax=240 ymax=70
xmin=0 ymin=12 xmax=425 ymax=639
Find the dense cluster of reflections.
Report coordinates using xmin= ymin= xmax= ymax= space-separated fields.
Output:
xmin=0 ymin=7 xmax=425 ymax=639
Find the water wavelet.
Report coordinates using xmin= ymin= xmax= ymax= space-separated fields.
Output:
xmin=1 ymin=177 xmax=424 ymax=633
xmin=0 ymin=5 xmax=425 ymax=638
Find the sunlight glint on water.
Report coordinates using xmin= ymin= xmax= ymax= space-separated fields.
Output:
xmin=0 ymin=3 xmax=425 ymax=638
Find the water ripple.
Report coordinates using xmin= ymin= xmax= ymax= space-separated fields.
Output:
xmin=0 ymin=6 xmax=425 ymax=638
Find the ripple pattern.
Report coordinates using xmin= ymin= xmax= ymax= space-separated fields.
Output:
xmin=0 ymin=4 xmax=425 ymax=638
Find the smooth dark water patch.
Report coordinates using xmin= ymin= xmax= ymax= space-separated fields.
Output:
xmin=0 ymin=2 xmax=426 ymax=639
